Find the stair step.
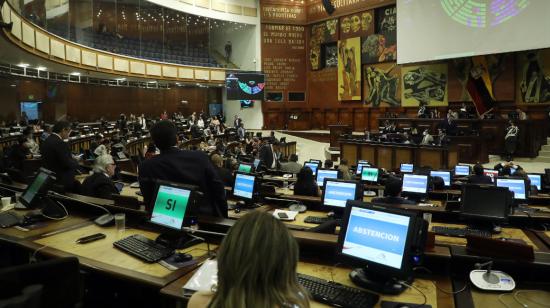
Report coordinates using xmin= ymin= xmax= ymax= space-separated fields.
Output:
xmin=542 ymin=145 xmax=550 ymax=151
xmin=539 ymin=150 xmax=550 ymax=156
xmin=534 ymin=156 xmax=550 ymax=163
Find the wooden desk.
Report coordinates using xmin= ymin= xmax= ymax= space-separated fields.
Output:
xmin=471 ymin=285 xmax=550 ymax=307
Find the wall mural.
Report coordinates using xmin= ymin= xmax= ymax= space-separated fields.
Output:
xmin=338 ymin=37 xmax=362 ymax=101
xmin=401 ymin=63 xmax=448 ymax=106
xmin=517 ymin=49 xmax=550 ymax=104
xmin=363 ymin=63 xmax=401 ymax=107
xmin=339 ymin=10 xmax=374 ymax=39
xmin=360 ymin=4 xmax=397 ymax=64
xmin=310 ymin=19 xmax=338 ymax=70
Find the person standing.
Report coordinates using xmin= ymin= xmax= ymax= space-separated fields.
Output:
xmin=224 ymin=41 xmax=232 ymax=62
xmin=505 ymin=120 xmax=519 ymax=161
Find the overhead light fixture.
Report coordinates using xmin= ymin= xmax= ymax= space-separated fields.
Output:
xmin=36 ymin=66 xmax=47 ymax=71
xmin=116 ymin=78 xmax=126 ymax=81
xmin=17 ymin=63 xmax=29 ymax=68
xmin=10 ymin=84 xmax=16 ymax=87
xmin=148 ymin=80 xmax=157 ymax=83
xmin=70 ymin=72 xmax=81 ymax=76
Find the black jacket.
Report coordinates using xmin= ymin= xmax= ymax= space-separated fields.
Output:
xmin=215 ymin=167 xmax=234 ymax=187
xmin=371 ymin=196 xmax=416 ymax=205
xmin=40 ymin=134 xmax=79 ymax=191
xmin=468 ymin=175 xmax=493 ymax=185
xmin=259 ymin=144 xmax=275 ymax=170
xmin=81 ymin=172 xmax=119 ymax=199
xmin=138 ymin=147 xmax=227 ymax=217
xmin=293 ymin=180 xmax=319 ymax=197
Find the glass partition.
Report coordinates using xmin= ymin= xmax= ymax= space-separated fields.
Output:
xmin=10 ymin=0 xmax=257 ymax=68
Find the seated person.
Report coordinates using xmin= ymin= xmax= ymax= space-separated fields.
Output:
xmin=188 ymin=211 xmax=309 ymax=308
xmin=324 ymin=159 xmax=334 ymax=169
xmin=372 ymin=176 xmax=416 ymax=205
xmin=337 ymin=159 xmax=352 ymax=180
xmin=468 ymin=164 xmax=493 ymax=185
xmin=420 ymin=129 xmax=434 ymax=145
xmin=81 ymin=146 xmax=119 ymax=199
xmin=7 ymin=136 xmax=31 ymax=170
xmin=210 ymin=153 xmax=233 ymax=187
xmin=138 ymin=120 xmax=227 ymax=217
xmin=293 ymin=167 xmax=320 ymax=197
xmin=431 ymin=176 xmax=445 ymax=191
xmin=23 ymin=127 xmax=39 ymax=156
xmin=279 ymin=154 xmax=302 ymax=174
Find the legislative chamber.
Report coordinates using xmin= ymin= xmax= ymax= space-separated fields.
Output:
xmin=1 ymin=0 xmax=550 ymax=307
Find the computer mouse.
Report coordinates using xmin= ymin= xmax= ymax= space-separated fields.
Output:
xmin=94 ymin=214 xmax=115 ymax=227
xmin=234 ymin=208 xmax=241 ymax=214
xmin=173 ymin=253 xmax=193 ymax=262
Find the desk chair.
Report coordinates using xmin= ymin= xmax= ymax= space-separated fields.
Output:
xmin=0 ymin=257 xmax=82 ymax=308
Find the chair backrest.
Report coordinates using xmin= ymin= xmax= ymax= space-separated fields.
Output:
xmin=0 ymin=284 xmax=43 ymax=308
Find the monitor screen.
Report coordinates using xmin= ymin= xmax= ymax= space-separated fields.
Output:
xmin=361 ymin=167 xmax=379 ymax=182
xmin=510 ymin=166 xmax=518 ymax=175
xmin=323 ymin=180 xmax=359 ymax=208
xmin=461 ymin=185 xmax=510 ymax=221
xmin=238 ymin=164 xmax=252 ymax=173
xmin=496 ymin=178 xmax=527 ymax=200
xmin=402 ymin=174 xmax=428 ymax=194
xmin=358 ymin=160 xmax=370 ymax=165
xmin=316 ymin=169 xmax=338 ymax=186
xmin=225 ymin=73 xmax=265 ymax=100
xmin=304 ymin=162 xmax=319 ymax=176
xmin=528 ymin=174 xmax=542 ymax=191
xmin=341 ymin=205 xmax=410 ymax=270
xmin=20 ymin=171 xmax=50 ymax=206
xmin=430 ymin=171 xmax=451 ymax=187
xmin=355 ymin=163 xmax=370 ymax=175
xmin=454 ymin=165 xmax=470 ymax=176
xmin=150 ymin=185 xmax=190 ymax=230
xmin=400 ymin=163 xmax=414 ymax=173
xmin=309 ymin=159 xmax=322 ymax=164
xmin=233 ymin=173 xmax=255 ymax=200
xmin=483 ymin=169 xmax=499 ymax=183
xmin=253 ymin=159 xmax=260 ymax=169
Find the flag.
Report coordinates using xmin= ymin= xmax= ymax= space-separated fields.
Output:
xmin=466 ymin=56 xmax=495 ymax=117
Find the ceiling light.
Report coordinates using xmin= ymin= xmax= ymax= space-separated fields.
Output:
xmin=148 ymin=80 xmax=157 ymax=83
xmin=116 ymin=78 xmax=126 ymax=81
xmin=70 ymin=72 xmax=81 ymax=76
xmin=10 ymin=84 xmax=16 ymax=87
xmin=36 ymin=66 xmax=47 ymax=70
xmin=17 ymin=63 xmax=29 ymax=68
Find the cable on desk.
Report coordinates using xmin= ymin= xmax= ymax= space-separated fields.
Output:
xmin=498 ymin=293 xmax=514 ymax=308
xmin=413 ymin=267 xmax=468 ymax=295
xmin=398 ymin=280 xmax=427 ymax=308
xmin=30 ymin=245 xmax=49 ymax=263
xmin=40 ymin=200 xmax=69 ymax=221
xmin=515 ymin=290 xmax=550 ymax=307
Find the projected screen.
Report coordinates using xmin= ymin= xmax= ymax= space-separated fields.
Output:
xmin=362 ymin=168 xmax=379 ymax=182
xmin=342 ymin=206 xmax=410 ymax=269
xmin=402 ymin=174 xmax=428 ymax=194
xmin=234 ymin=173 xmax=255 ymax=199
xmin=397 ymin=0 xmax=550 ymax=64
xmin=226 ymin=73 xmax=265 ymax=100
xmin=430 ymin=171 xmax=451 ymax=186
xmin=151 ymin=185 xmax=190 ymax=229
xmin=455 ymin=165 xmax=470 ymax=176
xmin=304 ymin=162 xmax=319 ymax=176
xmin=323 ymin=181 xmax=357 ymax=208
xmin=496 ymin=178 xmax=526 ymax=200
xmin=527 ymin=174 xmax=541 ymax=190
xmin=316 ymin=169 xmax=338 ymax=186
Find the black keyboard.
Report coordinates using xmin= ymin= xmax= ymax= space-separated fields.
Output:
xmin=113 ymin=234 xmax=174 ymax=263
xmin=297 ymin=273 xmax=379 ymax=308
xmin=431 ymin=226 xmax=492 ymax=238
xmin=304 ymin=216 xmax=331 ymax=224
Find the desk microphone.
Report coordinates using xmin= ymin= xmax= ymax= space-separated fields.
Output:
xmin=469 ymin=260 xmax=515 ymax=291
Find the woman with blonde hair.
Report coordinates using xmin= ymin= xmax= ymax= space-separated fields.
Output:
xmin=188 ymin=211 xmax=310 ymax=308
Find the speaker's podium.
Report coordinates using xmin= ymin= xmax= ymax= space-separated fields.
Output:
xmin=329 ymin=124 xmax=351 ymax=151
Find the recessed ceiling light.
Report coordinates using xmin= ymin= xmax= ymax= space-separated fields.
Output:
xmin=37 ymin=66 xmax=47 ymax=71
xmin=70 ymin=72 xmax=81 ymax=76
xmin=10 ymin=84 xmax=16 ymax=87
xmin=116 ymin=78 xmax=126 ymax=81
xmin=17 ymin=63 xmax=29 ymax=68
xmin=148 ymin=80 xmax=157 ymax=83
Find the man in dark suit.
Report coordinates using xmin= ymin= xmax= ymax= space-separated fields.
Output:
xmin=138 ymin=120 xmax=227 ymax=217
xmin=468 ymin=164 xmax=493 ymax=185
xmin=258 ymin=140 xmax=279 ymax=171
xmin=372 ymin=176 xmax=416 ymax=205
xmin=40 ymin=121 xmax=80 ymax=192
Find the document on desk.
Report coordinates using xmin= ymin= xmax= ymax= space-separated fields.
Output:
xmin=183 ymin=259 xmax=218 ymax=293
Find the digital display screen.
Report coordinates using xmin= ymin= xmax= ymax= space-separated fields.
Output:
xmin=238 ymin=164 xmax=252 ymax=173
xmin=234 ymin=173 xmax=255 ymax=199
xmin=342 ymin=206 xmax=410 ymax=269
xmin=400 ymin=163 xmax=414 ymax=173
xmin=402 ymin=174 xmax=428 ymax=194
xmin=430 ymin=171 xmax=451 ymax=186
xmin=527 ymin=174 xmax=542 ymax=191
xmin=455 ymin=165 xmax=470 ymax=176
xmin=356 ymin=163 xmax=370 ymax=175
xmin=151 ymin=185 xmax=190 ymax=229
xmin=316 ymin=169 xmax=338 ymax=186
xmin=361 ymin=168 xmax=379 ymax=182
xmin=496 ymin=178 xmax=526 ymax=200
xmin=226 ymin=73 xmax=265 ymax=100
xmin=253 ymin=159 xmax=260 ymax=169
xmin=21 ymin=172 xmax=49 ymax=205
xmin=304 ymin=162 xmax=319 ymax=176
xmin=483 ymin=169 xmax=499 ymax=183
xmin=323 ymin=181 xmax=358 ymax=208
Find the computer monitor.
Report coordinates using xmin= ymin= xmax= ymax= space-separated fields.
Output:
xmin=316 ymin=169 xmax=338 ymax=187
xmin=430 ymin=171 xmax=451 ymax=187
xmin=358 ymin=160 xmax=370 ymax=165
xmin=232 ymin=173 xmax=256 ymax=201
xmin=253 ymin=158 xmax=260 ymax=170
xmin=337 ymin=201 xmax=419 ymax=293
xmin=454 ymin=165 xmax=470 ymax=176
xmin=496 ymin=177 xmax=527 ymax=200
xmin=361 ymin=167 xmax=379 ymax=182
xmin=483 ymin=169 xmax=499 ymax=183
xmin=322 ymin=179 xmax=362 ymax=209
xmin=309 ymin=159 xmax=322 ymax=165
xmin=402 ymin=174 xmax=428 ymax=194
xmin=355 ymin=163 xmax=370 ymax=175
xmin=18 ymin=168 xmax=55 ymax=208
xmin=461 ymin=184 xmax=511 ymax=223
xmin=150 ymin=184 xmax=195 ymax=229
xmin=304 ymin=161 xmax=319 ymax=176
xmin=527 ymin=174 xmax=542 ymax=191
xmin=400 ymin=163 xmax=414 ymax=173
xmin=237 ymin=163 xmax=252 ymax=173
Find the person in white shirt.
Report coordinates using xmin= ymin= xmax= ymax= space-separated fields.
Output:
xmin=420 ymin=129 xmax=434 ymax=145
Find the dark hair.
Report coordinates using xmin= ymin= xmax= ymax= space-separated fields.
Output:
xmin=52 ymin=121 xmax=71 ymax=133
xmin=150 ymin=120 xmax=177 ymax=150
xmin=432 ymin=176 xmax=445 ymax=190
xmin=340 ymin=159 xmax=348 ymax=166
xmin=473 ymin=164 xmax=484 ymax=176
xmin=384 ymin=176 xmax=402 ymax=197
xmin=501 ymin=166 xmax=511 ymax=176
xmin=324 ymin=160 xmax=334 ymax=169
xmin=297 ymin=166 xmax=314 ymax=183
xmin=289 ymin=154 xmax=298 ymax=162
